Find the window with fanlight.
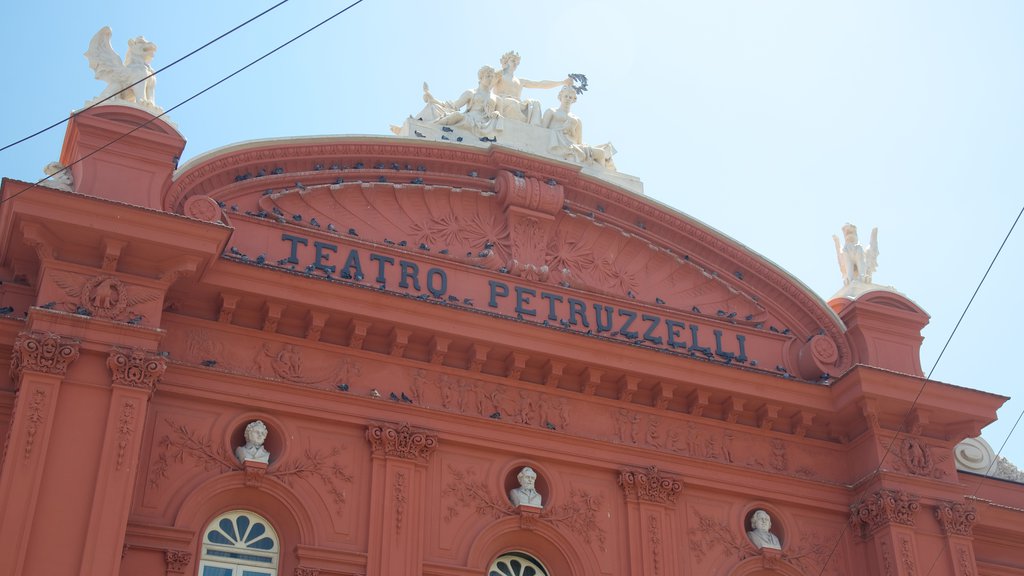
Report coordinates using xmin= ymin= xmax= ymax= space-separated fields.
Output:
xmin=197 ymin=510 xmax=280 ymax=576
xmin=489 ymin=552 xmax=549 ymax=576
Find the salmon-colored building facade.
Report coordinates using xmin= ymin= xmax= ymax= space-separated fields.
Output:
xmin=0 ymin=105 xmax=1021 ymax=576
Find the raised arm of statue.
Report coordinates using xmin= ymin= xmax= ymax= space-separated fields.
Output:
xmin=519 ymin=77 xmax=573 ymax=90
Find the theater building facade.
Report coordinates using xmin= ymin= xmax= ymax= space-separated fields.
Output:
xmin=1 ymin=100 xmax=1023 ymax=576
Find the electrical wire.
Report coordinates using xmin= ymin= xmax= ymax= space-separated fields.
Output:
xmin=816 ymin=202 xmax=1024 ymax=575
xmin=0 ymin=0 xmax=367 ymax=207
xmin=0 ymin=0 xmax=290 ymax=155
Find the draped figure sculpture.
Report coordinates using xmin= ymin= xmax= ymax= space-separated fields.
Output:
xmin=422 ymin=66 xmax=504 ymax=137
xmin=493 ymin=51 xmax=572 ymax=125
xmin=542 ymin=85 xmax=616 ymax=170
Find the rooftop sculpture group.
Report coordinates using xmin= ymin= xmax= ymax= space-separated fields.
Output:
xmin=394 ymin=51 xmax=619 ymax=174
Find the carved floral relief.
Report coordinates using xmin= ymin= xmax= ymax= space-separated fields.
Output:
xmin=149 ymin=419 xmax=353 ymax=514
xmin=442 ymin=464 xmax=607 ymax=550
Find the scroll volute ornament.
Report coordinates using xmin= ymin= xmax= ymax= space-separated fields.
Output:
xmin=107 ymin=348 xmax=166 ymax=393
xmin=10 ymin=331 xmax=80 ymax=381
xmin=366 ymin=422 xmax=438 ymax=463
xmin=618 ymin=466 xmax=682 ymax=506
xmin=849 ymin=488 xmax=920 ymax=537
xmin=495 ymin=170 xmax=564 ymax=281
xmin=934 ymin=501 xmax=977 ymax=537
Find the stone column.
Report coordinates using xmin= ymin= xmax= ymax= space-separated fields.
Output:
xmin=618 ymin=466 xmax=683 ymax=576
xmin=365 ymin=422 xmax=438 ymax=576
xmin=78 ymin=348 xmax=166 ymax=576
xmin=850 ymin=488 xmax=922 ymax=576
xmin=934 ymin=501 xmax=979 ymax=576
xmin=0 ymin=332 xmax=80 ymax=575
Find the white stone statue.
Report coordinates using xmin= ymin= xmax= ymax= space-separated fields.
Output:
xmin=83 ymin=26 xmax=162 ymax=113
xmin=746 ymin=509 xmax=781 ymax=549
xmin=542 ymin=85 xmax=617 ymax=170
xmin=833 ymin=223 xmax=879 ymax=286
xmin=42 ymin=162 xmax=74 ymax=192
xmin=423 ymin=66 xmax=505 ymax=137
xmin=493 ymin=51 xmax=572 ymax=125
xmin=509 ymin=466 xmax=543 ymax=507
xmin=235 ymin=420 xmax=270 ymax=464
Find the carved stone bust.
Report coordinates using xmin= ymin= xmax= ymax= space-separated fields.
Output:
xmin=747 ymin=509 xmax=781 ymax=549
xmin=235 ymin=420 xmax=270 ymax=464
xmin=509 ymin=466 xmax=543 ymax=508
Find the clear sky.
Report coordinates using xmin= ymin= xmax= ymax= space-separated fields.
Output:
xmin=2 ymin=1 xmax=1022 ymax=470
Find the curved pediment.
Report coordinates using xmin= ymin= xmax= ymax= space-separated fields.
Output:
xmin=167 ymin=137 xmax=851 ymax=379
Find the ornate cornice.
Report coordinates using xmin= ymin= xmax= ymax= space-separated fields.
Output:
xmin=107 ymin=348 xmax=166 ymax=393
xmin=10 ymin=331 xmax=80 ymax=380
xmin=850 ymin=489 xmax=920 ymax=536
xmin=618 ymin=466 xmax=682 ymax=505
xmin=934 ymin=501 xmax=977 ymax=537
xmin=366 ymin=422 xmax=437 ymax=463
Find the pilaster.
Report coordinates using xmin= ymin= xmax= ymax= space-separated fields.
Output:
xmin=78 ymin=348 xmax=166 ymax=576
xmin=618 ymin=466 xmax=682 ymax=576
xmin=0 ymin=331 xmax=80 ymax=575
xmin=850 ymin=488 xmax=922 ymax=576
xmin=365 ymin=422 xmax=438 ymax=576
xmin=934 ymin=501 xmax=978 ymax=576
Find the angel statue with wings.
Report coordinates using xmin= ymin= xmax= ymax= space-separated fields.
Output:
xmin=833 ymin=223 xmax=879 ymax=286
xmin=83 ymin=26 xmax=161 ymax=113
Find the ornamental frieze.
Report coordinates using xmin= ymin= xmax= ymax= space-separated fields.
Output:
xmin=850 ymin=489 xmax=920 ymax=536
xmin=107 ymin=348 xmax=166 ymax=393
xmin=934 ymin=501 xmax=977 ymax=537
xmin=618 ymin=466 xmax=682 ymax=505
xmin=11 ymin=331 xmax=80 ymax=380
xmin=366 ymin=422 xmax=438 ymax=463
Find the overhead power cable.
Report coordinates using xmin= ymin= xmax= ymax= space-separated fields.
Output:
xmin=817 ymin=202 xmax=1024 ymax=576
xmin=0 ymin=0 xmax=367 ymax=207
xmin=0 ymin=0 xmax=290 ymax=154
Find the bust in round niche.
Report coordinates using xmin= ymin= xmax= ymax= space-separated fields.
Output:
xmin=508 ymin=466 xmax=543 ymax=508
xmin=235 ymin=420 xmax=271 ymax=464
xmin=746 ymin=509 xmax=781 ymax=550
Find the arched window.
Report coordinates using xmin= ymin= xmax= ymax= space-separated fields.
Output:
xmin=489 ymin=552 xmax=549 ymax=576
xmin=197 ymin=510 xmax=280 ymax=576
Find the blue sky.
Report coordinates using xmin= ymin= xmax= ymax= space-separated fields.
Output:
xmin=2 ymin=1 xmax=1022 ymax=470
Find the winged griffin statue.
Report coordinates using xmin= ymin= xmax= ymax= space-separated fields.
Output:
xmin=83 ymin=26 xmax=162 ymax=113
xmin=833 ymin=223 xmax=879 ymax=286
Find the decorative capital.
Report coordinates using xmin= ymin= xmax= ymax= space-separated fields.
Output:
xmin=934 ymin=501 xmax=977 ymax=537
xmin=11 ymin=331 xmax=80 ymax=380
xmin=164 ymin=549 xmax=192 ymax=573
xmin=618 ymin=466 xmax=682 ymax=505
xmin=107 ymin=347 xmax=166 ymax=393
xmin=850 ymin=489 xmax=920 ymax=536
xmin=366 ymin=422 xmax=437 ymax=463
xmin=294 ymin=567 xmax=320 ymax=576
